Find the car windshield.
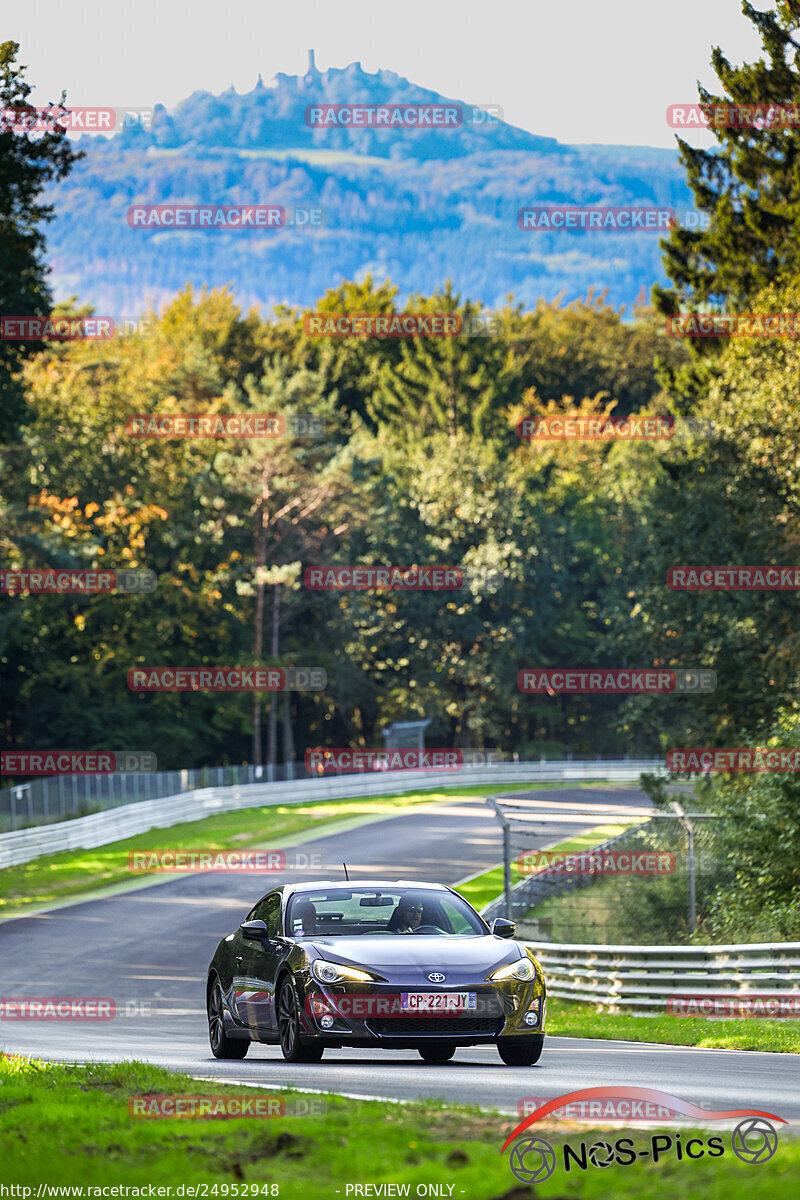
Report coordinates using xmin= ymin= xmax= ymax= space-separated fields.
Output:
xmin=285 ymin=888 xmax=486 ymax=937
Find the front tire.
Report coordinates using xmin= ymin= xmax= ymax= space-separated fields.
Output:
xmin=278 ymin=978 xmax=325 ymax=1063
xmin=418 ymin=1043 xmax=456 ymax=1063
xmin=208 ymin=976 xmax=249 ymax=1060
xmin=498 ymin=1038 xmax=544 ymax=1066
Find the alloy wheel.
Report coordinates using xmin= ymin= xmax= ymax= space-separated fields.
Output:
xmin=278 ymin=981 xmax=299 ymax=1058
xmin=208 ymin=981 xmax=225 ymax=1053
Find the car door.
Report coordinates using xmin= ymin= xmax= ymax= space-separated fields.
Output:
xmin=236 ymin=892 xmax=284 ymax=1034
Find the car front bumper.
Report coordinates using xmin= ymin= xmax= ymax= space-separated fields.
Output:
xmin=298 ymin=975 xmax=547 ymax=1045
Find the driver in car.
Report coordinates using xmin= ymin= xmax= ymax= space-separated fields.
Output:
xmin=392 ymin=901 xmax=423 ymax=933
xmin=292 ymin=901 xmax=317 ymax=936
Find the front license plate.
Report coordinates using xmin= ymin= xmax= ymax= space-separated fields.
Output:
xmin=400 ymin=991 xmax=477 ymax=1011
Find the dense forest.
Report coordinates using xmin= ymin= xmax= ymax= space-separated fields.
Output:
xmin=1 ymin=277 xmax=798 ymax=770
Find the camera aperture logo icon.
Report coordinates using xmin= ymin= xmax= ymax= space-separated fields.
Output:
xmin=588 ymin=1139 xmax=615 ymax=1167
xmin=508 ymin=1136 xmax=556 ymax=1184
xmin=732 ymin=1117 xmax=778 ymax=1165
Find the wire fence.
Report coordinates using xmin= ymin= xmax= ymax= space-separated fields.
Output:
xmin=484 ymin=811 xmax=734 ymax=946
xmin=0 ymin=762 xmax=311 ymax=832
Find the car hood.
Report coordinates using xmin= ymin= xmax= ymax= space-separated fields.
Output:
xmin=304 ymin=934 xmax=523 ymax=975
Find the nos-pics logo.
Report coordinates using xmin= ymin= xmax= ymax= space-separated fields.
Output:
xmin=502 ymin=1087 xmax=784 ymax=1182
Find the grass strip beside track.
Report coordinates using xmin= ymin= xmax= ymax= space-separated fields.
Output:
xmin=0 ymin=1056 xmax=797 ymax=1197
xmin=0 ymin=790 xmax=455 ymax=915
xmin=546 ymin=998 xmax=800 ymax=1052
xmin=0 ymin=782 xmax=605 ymax=918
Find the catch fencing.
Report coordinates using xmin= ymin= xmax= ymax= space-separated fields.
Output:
xmin=0 ymin=762 xmax=306 ymax=833
xmin=481 ymin=819 xmax=653 ymax=924
xmin=481 ymin=791 xmax=730 ymax=945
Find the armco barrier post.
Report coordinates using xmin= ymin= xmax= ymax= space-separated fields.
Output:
xmin=670 ymin=800 xmax=697 ymax=934
xmin=486 ymin=796 xmax=513 ymax=920
xmin=503 ymin=822 xmax=512 ymax=919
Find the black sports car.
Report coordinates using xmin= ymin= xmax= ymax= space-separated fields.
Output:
xmin=206 ymin=878 xmax=546 ymax=1065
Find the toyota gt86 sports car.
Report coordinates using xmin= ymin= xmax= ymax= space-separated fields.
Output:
xmin=206 ymin=879 xmax=546 ymax=1065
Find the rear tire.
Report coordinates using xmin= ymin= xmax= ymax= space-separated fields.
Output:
xmin=208 ymin=976 xmax=249 ymax=1060
xmin=418 ymin=1043 xmax=456 ymax=1063
xmin=498 ymin=1038 xmax=543 ymax=1067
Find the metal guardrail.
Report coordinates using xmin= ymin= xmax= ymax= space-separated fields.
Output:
xmin=0 ymin=759 xmax=662 ymax=870
xmin=526 ymin=941 xmax=800 ymax=1016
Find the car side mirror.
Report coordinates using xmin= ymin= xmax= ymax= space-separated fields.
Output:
xmin=492 ymin=917 xmax=516 ymax=939
xmin=240 ymin=919 xmax=269 ymax=940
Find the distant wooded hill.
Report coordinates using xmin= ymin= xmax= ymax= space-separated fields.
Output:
xmin=45 ymin=59 xmax=692 ymax=315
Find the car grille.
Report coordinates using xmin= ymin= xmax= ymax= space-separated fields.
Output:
xmin=366 ymin=1015 xmax=504 ymax=1037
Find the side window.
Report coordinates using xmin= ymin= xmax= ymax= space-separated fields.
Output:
xmin=253 ymin=893 xmax=282 ymax=938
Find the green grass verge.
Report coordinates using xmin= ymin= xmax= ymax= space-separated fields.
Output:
xmin=0 ymin=1057 xmax=796 ymax=1197
xmin=458 ymin=822 xmax=638 ymax=912
xmin=0 ymin=789 xmax=479 ymax=916
xmin=546 ymin=997 xmax=800 ymax=1052
xmin=0 ymin=781 xmax=608 ymax=918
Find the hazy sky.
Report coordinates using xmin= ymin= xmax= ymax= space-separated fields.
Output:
xmin=9 ymin=0 xmax=763 ymax=148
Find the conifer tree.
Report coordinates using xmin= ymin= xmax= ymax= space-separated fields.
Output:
xmin=0 ymin=41 xmax=83 ymax=438
xmin=654 ymin=0 xmax=800 ymax=321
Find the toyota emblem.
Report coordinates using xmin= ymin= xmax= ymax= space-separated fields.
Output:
xmin=428 ymin=972 xmax=446 ymax=983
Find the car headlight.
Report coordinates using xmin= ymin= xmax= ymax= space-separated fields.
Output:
xmin=489 ymin=957 xmax=536 ymax=983
xmin=311 ymin=960 xmax=378 ymax=984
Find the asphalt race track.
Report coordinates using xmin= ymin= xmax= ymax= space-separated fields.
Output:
xmin=1 ymin=787 xmax=798 ymax=1122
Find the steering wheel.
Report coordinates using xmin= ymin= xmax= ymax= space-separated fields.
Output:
xmin=412 ymin=924 xmax=447 ymax=934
